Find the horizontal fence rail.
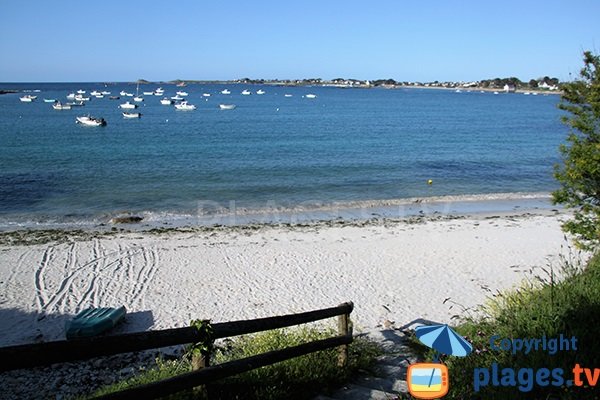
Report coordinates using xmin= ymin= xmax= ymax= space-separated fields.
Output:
xmin=94 ymin=334 xmax=353 ymax=400
xmin=0 ymin=302 xmax=353 ymax=372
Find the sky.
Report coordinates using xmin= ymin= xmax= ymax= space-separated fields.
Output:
xmin=1 ymin=0 xmax=599 ymax=83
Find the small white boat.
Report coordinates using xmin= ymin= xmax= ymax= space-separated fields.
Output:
xmin=76 ymin=89 xmax=86 ymax=94
xmin=133 ymin=96 xmax=144 ymax=102
xmin=523 ymin=92 xmax=531 ymax=95
xmin=176 ymin=91 xmax=188 ymax=96
xmin=219 ymin=104 xmax=236 ymax=110
xmin=202 ymin=93 xmax=211 ymax=97
xmin=76 ymin=115 xmax=106 ymax=126
xmin=19 ymin=95 xmax=37 ymax=102
xmin=305 ymin=94 xmax=317 ymax=99
xmin=66 ymin=101 xmax=85 ymax=107
xmin=143 ymin=91 xmax=154 ymax=96
xmin=119 ymin=101 xmax=138 ymax=109
xmin=154 ymin=87 xmax=164 ymax=95
xmin=171 ymin=95 xmax=184 ymax=101
xmin=284 ymin=94 xmax=293 ymax=97
xmin=101 ymin=91 xmax=111 ymax=95
xmin=43 ymin=98 xmax=57 ymax=103
xmin=75 ymin=95 xmax=90 ymax=101
xmin=221 ymin=89 xmax=231 ymax=95
xmin=256 ymin=89 xmax=265 ymax=95
xmin=174 ymin=101 xmax=196 ymax=110
xmin=90 ymin=90 xmax=101 ymax=96
xmin=52 ymin=102 xmax=72 ymax=110
xmin=94 ymin=94 xmax=104 ymax=99
xmin=66 ymin=93 xmax=76 ymax=100
xmin=241 ymin=89 xmax=251 ymax=95
xmin=160 ymin=98 xmax=174 ymax=105
xmin=493 ymin=91 xmax=499 ymax=95
xmin=122 ymin=112 xmax=142 ymax=118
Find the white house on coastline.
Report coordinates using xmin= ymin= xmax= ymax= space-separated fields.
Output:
xmin=503 ymin=84 xmax=516 ymax=93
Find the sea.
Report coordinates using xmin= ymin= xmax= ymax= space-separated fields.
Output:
xmin=0 ymin=83 xmax=568 ymax=229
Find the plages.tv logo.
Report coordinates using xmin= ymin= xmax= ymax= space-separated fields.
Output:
xmin=408 ymin=324 xmax=473 ymax=399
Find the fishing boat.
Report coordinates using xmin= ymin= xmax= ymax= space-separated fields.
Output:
xmin=256 ymin=89 xmax=265 ymax=95
xmin=119 ymin=101 xmax=137 ymax=109
xmin=19 ymin=95 xmax=37 ymax=102
xmin=219 ymin=104 xmax=236 ymax=110
xmin=174 ymin=101 xmax=196 ymax=110
xmin=160 ymin=98 xmax=174 ymax=105
xmin=305 ymin=94 xmax=317 ymax=99
xmin=241 ymin=90 xmax=251 ymax=95
xmin=76 ymin=115 xmax=106 ymax=126
xmin=122 ymin=112 xmax=142 ymax=118
xmin=43 ymin=98 xmax=57 ymax=103
xmin=52 ymin=102 xmax=72 ymax=110
xmin=221 ymin=89 xmax=231 ymax=95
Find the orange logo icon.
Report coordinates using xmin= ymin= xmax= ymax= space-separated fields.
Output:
xmin=407 ymin=363 xmax=449 ymax=399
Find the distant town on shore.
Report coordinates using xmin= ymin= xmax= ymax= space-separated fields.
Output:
xmin=144 ymin=75 xmax=562 ymax=93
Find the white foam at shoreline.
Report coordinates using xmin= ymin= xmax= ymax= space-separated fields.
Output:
xmin=0 ymin=191 xmax=556 ymax=232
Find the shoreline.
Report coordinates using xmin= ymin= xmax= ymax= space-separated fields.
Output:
xmin=0 ymin=191 xmax=557 ymax=234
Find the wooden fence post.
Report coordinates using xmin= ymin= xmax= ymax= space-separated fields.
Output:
xmin=337 ymin=303 xmax=353 ymax=367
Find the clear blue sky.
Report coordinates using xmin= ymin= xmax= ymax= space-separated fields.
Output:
xmin=1 ymin=0 xmax=599 ymax=82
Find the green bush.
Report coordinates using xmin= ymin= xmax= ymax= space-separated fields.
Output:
xmin=89 ymin=326 xmax=381 ymax=400
xmin=434 ymin=252 xmax=600 ymax=399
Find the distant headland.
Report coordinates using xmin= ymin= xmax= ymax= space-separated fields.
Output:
xmin=146 ymin=76 xmax=562 ymax=94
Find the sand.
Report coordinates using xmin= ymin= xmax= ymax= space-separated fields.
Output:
xmin=0 ymin=211 xmax=580 ymax=347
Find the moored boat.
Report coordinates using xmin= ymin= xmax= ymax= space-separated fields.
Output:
xmin=19 ymin=95 xmax=37 ymax=102
xmin=90 ymin=90 xmax=101 ymax=96
xmin=241 ymin=90 xmax=251 ymax=95
xmin=176 ymin=91 xmax=188 ymax=97
xmin=171 ymin=94 xmax=184 ymax=101
xmin=219 ymin=104 xmax=236 ymax=110
xmin=256 ymin=89 xmax=265 ymax=95
xmin=174 ymin=101 xmax=196 ymax=110
xmin=43 ymin=98 xmax=57 ymax=103
xmin=284 ymin=94 xmax=293 ymax=97
xmin=221 ymin=89 xmax=231 ymax=95
xmin=160 ymin=98 xmax=174 ymax=105
xmin=53 ymin=101 xmax=72 ymax=110
xmin=76 ymin=115 xmax=106 ymax=126
xmin=133 ymin=96 xmax=144 ymax=102
xmin=122 ymin=112 xmax=142 ymax=118
xmin=119 ymin=101 xmax=137 ymax=109
xmin=305 ymin=94 xmax=317 ymax=99
xmin=202 ymin=93 xmax=211 ymax=97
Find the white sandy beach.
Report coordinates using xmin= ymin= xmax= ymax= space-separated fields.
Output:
xmin=0 ymin=211 xmax=578 ymax=347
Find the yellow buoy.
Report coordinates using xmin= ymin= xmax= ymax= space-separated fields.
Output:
xmin=427 ymin=179 xmax=433 ymax=185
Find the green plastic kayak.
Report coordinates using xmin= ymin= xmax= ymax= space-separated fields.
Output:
xmin=65 ymin=306 xmax=127 ymax=339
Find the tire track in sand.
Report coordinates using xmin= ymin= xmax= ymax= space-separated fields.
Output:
xmin=34 ymin=246 xmax=55 ymax=311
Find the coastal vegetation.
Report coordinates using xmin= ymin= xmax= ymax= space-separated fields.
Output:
xmin=434 ymin=250 xmax=600 ymax=399
xmin=553 ymin=51 xmax=600 ymax=250
xmin=89 ymin=327 xmax=381 ymax=399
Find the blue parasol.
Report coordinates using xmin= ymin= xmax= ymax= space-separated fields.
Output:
xmin=415 ymin=324 xmax=473 ymax=357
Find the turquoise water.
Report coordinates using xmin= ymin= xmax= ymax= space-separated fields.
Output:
xmin=0 ymin=83 xmax=566 ymax=227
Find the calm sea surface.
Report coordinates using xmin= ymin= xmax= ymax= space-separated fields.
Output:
xmin=0 ymin=83 xmax=567 ymax=227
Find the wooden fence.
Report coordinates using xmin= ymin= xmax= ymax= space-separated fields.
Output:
xmin=0 ymin=302 xmax=354 ymax=399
